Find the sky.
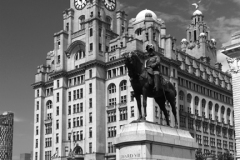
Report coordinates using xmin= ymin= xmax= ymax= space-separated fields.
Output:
xmin=0 ymin=0 xmax=240 ymax=159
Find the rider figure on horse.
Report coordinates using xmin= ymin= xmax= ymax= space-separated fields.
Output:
xmin=145 ymin=44 xmax=161 ymax=92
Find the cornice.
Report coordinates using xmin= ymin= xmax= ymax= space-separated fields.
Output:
xmin=106 ymin=58 xmax=125 ymax=69
xmin=67 ymin=67 xmax=85 ymax=78
xmin=49 ymin=70 xmax=67 ymax=79
xmin=178 ymin=70 xmax=232 ymax=96
xmin=32 ymin=81 xmax=45 ymax=89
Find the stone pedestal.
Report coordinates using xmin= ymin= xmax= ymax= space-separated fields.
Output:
xmin=115 ymin=122 xmax=198 ymax=160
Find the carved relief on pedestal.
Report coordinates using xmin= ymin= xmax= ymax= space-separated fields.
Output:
xmin=226 ymin=57 xmax=240 ymax=74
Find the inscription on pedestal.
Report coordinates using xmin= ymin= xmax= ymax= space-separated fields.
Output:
xmin=119 ymin=145 xmax=142 ymax=160
xmin=120 ymin=153 xmax=141 ymax=159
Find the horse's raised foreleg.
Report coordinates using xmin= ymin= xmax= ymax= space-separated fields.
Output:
xmin=135 ymin=94 xmax=142 ymax=121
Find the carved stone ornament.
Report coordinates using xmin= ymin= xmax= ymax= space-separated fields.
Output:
xmin=226 ymin=57 xmax=240 ymax=74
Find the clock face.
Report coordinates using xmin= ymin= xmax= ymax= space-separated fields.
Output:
xmin=104 ymin=0 xmax=116 ymax=11
xmin=74 ymin=0 xmax=87 ymax=10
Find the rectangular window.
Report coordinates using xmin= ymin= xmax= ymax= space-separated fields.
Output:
xmin=56 ymin=93 xmax=59 ymax=102
xmin=68 ymin=106 xmax=71 ymax=115
xmin=57 ymin=80 xmax=59 ymax=88
xmin=130 ymin=91 xmax=134 ymax=101
xmin=73 ymin=90 xmax=76 ymax=100
xmin=35 ymin=152 xmax=38 ymax=160
xmin=36 ymin=101 xmax=39 ymax=110
xmin=90 ymin=43 xmax=93 ymax=51
xmin=107 ymin=111 xmax=116 ymax=123
xmin=80 ymin=103 xmax=83 ymax=112
xmin=89 ymin=69 xmax=92 ymax=78
xmin=210 ymin=138 xmax=215 ymax=147
xmin=35 ymin=139 xmax=38 ymax=148
xmin=57 ymin=55 xmax=60 ymax=63
xmin=68 ymin=119 xmax=71 ymax=128
xmin=89 ymin=113 xmax=92 ymax=123
xmin=90 ymin=28 xmax=93 ymax=36
xmin=89 ymin=83 xmax=92 ymax=94
xmin=99 ymin=43 xmax=102 ymax=51
xmin=188 ymin=118 xmax=194 ymax=130
xmin=89 ymin=98 xmax=92 ymax=108
xmin=56 ymin=133 xmax=59 ymax=143
xmin=89 ymin=127 xmax=92 ymax=138
xmin=180 ymin=116 xmax=186 ymax=128
xmin=80 ymin=116 xmax=83 ymax=126
xmin=56 ymin=120 xmax=59 ymax=129
xmin=80 ymin=131 xmax=83 ymax=140
xmin=37 ymin=89 xmax=39 ymax=97
xmin=56 ymin=106 xmax=59 ymax=116
xmin=120 ymin=108 xmax=128 ymax=120
xmin=36 ymin=126 xmax=39 ymax=135
xmin=89 ymin=142 xmax=92 ymax=153
xmin=131 ymin=106 xmax=134 ymax=117
xmin=120 ymin=95 xmax=127 ymax=104
xmin=217 ymin=139 xmax=222 ymax=148
xmin=203 ymin=136 xmax=208 ymax=146
xmin=80 ymin=89 xmax=83 ymax=98
xmin=155 ymin=106 xmax=159 ymax=118
xmin=196 ymin=134 xmax=202 ymax=145
xmin=99 ymin=28 xmax=102 ymax=37
xmin=108 ymin=126 xmax=117 ymax=137
xmin=36 ymin=114 xmax=39 ymax=123
xmin=68 ymin=92 xmax=71 ymax=101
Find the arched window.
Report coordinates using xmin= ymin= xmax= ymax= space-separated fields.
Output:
xmin=106 ymin=16 xmax=112 ymax=29
xmin=79 ymin=15 xmax=85 ymax=30
xmin=135 ymin=28 xmax=142 ymax=36
xmin=227 ymin=108 xmax=231 ymax=116
xmin=179 ymin=91 xmax=184 ymax=101
xmin=46 ymin=100 xmax=52 ymax=109
xmin=120 ymin=80 xmax=127 ymax=91
xmin=215 ymin=104 xmax=219 ymax=112
xmin=201 ymin=99 xmax=206 ymax=108
xmin=208 ymin=101 xmax=212 ymax=110
xmin=108 ymin=84 xmax=116 ymax=94
xmin=194 ymin=96 xmax=199 ymax=105
xmin=221 ymin=106 xmax=225 ymax=114
xmin=187 ymin=93 xmax=192 ymax=103
xmin=73 ymin=145 xmax=83 ymax=155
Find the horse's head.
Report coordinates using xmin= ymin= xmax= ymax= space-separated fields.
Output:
xmin=122 ymin=51 xmax=143 ymax=80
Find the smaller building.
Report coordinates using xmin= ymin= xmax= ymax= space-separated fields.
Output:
xmin=0 ymin=111 xmax=14 ymax=160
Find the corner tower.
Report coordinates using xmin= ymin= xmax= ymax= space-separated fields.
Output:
xmin=181 ymin=9 xmax=217 ymax=66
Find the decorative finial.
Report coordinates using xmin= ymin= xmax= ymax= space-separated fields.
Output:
xmin=192 ymin=0 xmax=201 ymax=9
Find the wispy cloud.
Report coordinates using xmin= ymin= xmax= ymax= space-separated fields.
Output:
xmin=209 ymin=16 xmax=240 ymax=44
xmin=232 ymin=0 xmax=240 ymax=5
xmin=117 ymin=0 xmax=141 ymax=14
xmin=155 ymin=11 xmax=188 ymax=23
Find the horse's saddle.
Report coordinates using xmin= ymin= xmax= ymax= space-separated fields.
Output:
xmin=140 ymin=69 xmax=169 ymax=91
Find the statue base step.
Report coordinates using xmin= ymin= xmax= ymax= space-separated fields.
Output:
xmin=115 ymin=122 xmax=198 ymax=160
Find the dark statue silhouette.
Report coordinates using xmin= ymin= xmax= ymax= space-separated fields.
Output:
xmin=123 ymin=45 xmax=178 ymax=127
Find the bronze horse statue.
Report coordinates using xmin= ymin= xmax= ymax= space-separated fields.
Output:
xmin=123 ymin=51 xmax=178 ymax=127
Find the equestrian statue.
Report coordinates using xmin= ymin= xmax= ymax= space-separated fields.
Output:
xmin=123 ymin=44 xmax=178 ymax=127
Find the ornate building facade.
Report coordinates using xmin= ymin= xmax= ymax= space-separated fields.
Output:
xmin=32 ymin=1 xmax=235 ymax=159
xmin=222 ymin=31 xmax=240 ymax=159
xmin=0 ymin=112 xmax=14 ymax=160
